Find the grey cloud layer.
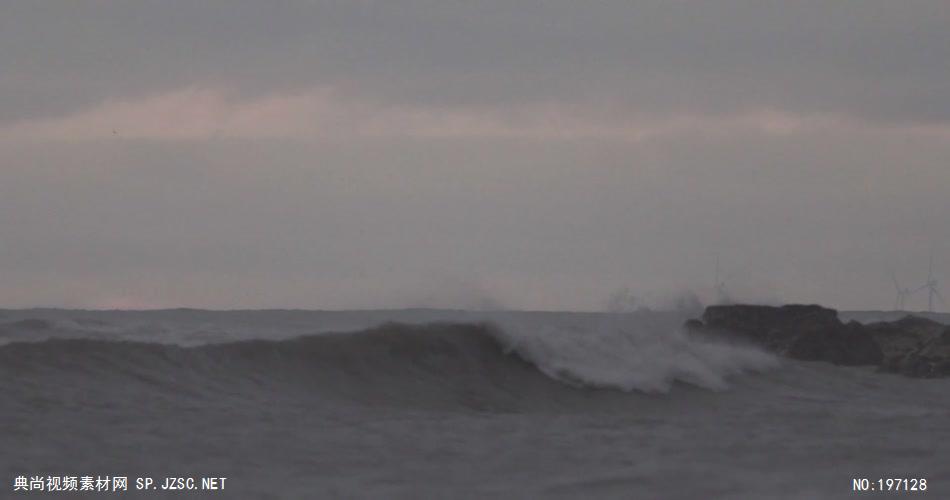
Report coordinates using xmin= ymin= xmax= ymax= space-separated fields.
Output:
xmin=3 ymin=1 xmax=949 ymax=124
xmin=2 ymin=2 xmax=949 ymax=310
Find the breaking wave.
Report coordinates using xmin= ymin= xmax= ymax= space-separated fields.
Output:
xmin=0 ymin=318 xmax=776 ymax=410
xmin=498 ymin=316 xmax=777 ymax=393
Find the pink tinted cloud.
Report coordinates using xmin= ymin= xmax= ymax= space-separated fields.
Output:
xmin=3 ymin=86 xmax=949 ymax=144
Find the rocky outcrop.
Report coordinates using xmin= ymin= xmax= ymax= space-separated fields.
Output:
xmin=864 ymin=316 xmax=950 ymax=377
xmin=685 ymin=304 xmax=950 ymax=377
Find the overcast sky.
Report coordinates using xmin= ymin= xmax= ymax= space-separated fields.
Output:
xmin=1 ymin=1 xmax=948 ymax=311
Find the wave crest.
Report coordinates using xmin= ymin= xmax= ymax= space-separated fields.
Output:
xmin=1 ymin=318 xmax=776 ymax=404
xmin=496 ymin=316 xmax=777 ymax=393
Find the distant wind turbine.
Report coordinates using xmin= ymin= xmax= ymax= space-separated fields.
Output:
xmin=913 ymin=255 xmax=945 ymax=313
xmin=889 ymin=270 xmax=915 ymax=311
xmin=714 ymin=256 xmax=731 ymax=304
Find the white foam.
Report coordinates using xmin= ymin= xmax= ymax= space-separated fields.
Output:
xmin=494 ymin=314 xmax=778 ymax=393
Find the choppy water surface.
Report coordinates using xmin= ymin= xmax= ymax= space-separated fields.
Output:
xmin=2 ymin=309 xmax=948 ymax=499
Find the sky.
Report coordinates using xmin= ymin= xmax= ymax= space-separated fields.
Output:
xmin=1 ymin=1 xmax=949 ymax=311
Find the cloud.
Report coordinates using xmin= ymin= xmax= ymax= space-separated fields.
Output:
xmin=1 ymin=2 xmax=949 ymax=311
xmin=6 ymin=85 xmax=949 ymax=145
xmin=2 ymin=2 xmax=949 ymax=126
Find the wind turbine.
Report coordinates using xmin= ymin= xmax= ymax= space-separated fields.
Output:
xmin=889 ymin=270 xmax=915 ymax=311
xmin=914 ymin=255 xmax=944 ymax=313
xmin=714 ymin=256 xmax=730 ymax=304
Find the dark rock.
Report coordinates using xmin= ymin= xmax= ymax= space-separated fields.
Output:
xmin=686 ymin=304 xmax=950 ymax=376
xmin=703 ymin=304 xmax=839 ymax=334
xmin=785 ymin=321 xmax=883 ymax=366
xmin=864 ymin=316 xmax=943 ymax=374
xmin=896 ymin=327 xmax=950 ymax=378
xmin=701 ymin=304 xmax=845 ymax=353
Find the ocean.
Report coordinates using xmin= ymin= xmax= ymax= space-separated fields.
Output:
xmin=2 ymin=308 xmax=948 ymax=499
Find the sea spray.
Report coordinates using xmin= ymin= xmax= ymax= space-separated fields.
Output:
xmin=494 ymin=314 xmax=778 ymax=393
